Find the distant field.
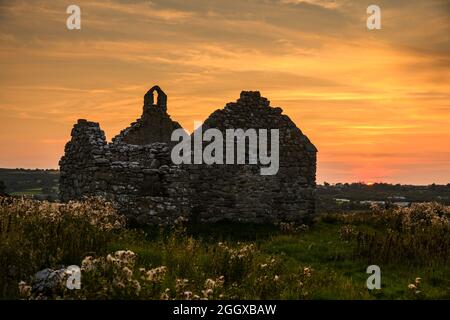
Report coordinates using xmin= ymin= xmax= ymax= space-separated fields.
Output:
xmin=1 ymin=169 xmax=449 ymax=211
xmin=0 ymin=168 xmax=59 ymax=199
xmin=10 ymin=188 xmax=43 ymax=196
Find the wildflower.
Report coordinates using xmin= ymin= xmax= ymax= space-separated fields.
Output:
xmin=161 ymin=288 xmax=171 ymax=300
xmin=18 ymin=281 xmax=31 ymax=298
xmin=303 ymin=267 xmax=313 ymax=277
xmin=161 ymin=293 xmax=169 ymax=300
xmin=217 ymin=276 xmax=225 ymax=287
xmin=114 ymin=250 xmax=136 ymax=264
xmin=113 ymin=280 xmax=125 ymax=289
xmin=132 ymin=280 xmax=141 ymax=295
xmin=176 ymin=278 xmax=189 ymax=293
xmin=145 ymin=266 xmax=167 ymax=282
xmin=106 ymin=254 xmax=115 ymax=264
xmin=183 ymin=291 xmax=193 ymax=300
xmin=205 ymin=279 xmax=216 ymax=289
xmin=202 ymin=288 xmax=213 ymax=298
xmin=81 ymin=256 xmax=94 ymax=271
xmin=122 ymin=267 xmax=133 ymax=281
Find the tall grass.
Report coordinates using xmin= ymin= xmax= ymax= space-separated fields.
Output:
xmin=0 ymin=196 xmax=124 ymax=298
xmin=336 ymin=203 xmax=450 ymax=264
xmin=1 ymin=197 xmax=449 ymax=299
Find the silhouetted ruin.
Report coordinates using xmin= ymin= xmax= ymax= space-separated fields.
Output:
xmin=59 ymin=86 xmax=317 ymax=225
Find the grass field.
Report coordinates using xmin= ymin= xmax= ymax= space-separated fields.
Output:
xmin=10 ymin=188 xmax=43 ymax=196
xmin=1 ymin=197 xmax=449 ymax=300
xmin=106 ymin=221 xmax=449 ymax=300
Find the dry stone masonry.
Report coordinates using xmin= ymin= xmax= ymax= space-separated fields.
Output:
xmin=59 ymin=86 xmax=317 ymax=225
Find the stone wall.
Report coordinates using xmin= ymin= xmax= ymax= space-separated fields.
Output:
xmin=59 ymin=87 xmax=317 ymax=225
xmin=187 ymin=91 xmax=317 ymax=223
xmin=113 ymin=85 xmax=182 ymax=145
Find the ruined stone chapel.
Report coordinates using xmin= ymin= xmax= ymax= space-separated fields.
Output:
xmin=59 ymin=86 xmax=317 ymax=225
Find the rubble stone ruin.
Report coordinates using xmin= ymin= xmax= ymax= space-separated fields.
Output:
xmin=59 ymin=86 xmax=317 ymax=225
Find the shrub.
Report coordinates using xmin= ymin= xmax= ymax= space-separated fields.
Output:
xmin=0 ymin=196 xmax=124 ymax=298
xmin=344 ymin=203 xmax=450 ymax=264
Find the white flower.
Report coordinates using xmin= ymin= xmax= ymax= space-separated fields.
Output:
xmin=132 ymin=280 xmax=141 ymax=295
xmin=183 ymin=291 xmax=193 ymax=300
xmin=205 ymin=278 xmax=216 ymax=289
xmin=81 ymin=256 xmax=94 ymax=271
xmin=18 ymin=281 xmax=31 ymax=297
xmin=122 ymin=267 xmax=133 ymax=281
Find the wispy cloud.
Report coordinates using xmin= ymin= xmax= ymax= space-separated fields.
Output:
xmin=280 ymin=0 xmax=342 ymax=9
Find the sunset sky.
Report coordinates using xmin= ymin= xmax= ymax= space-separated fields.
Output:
xmin=0 ymin=0 xmax=449 ymax=184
